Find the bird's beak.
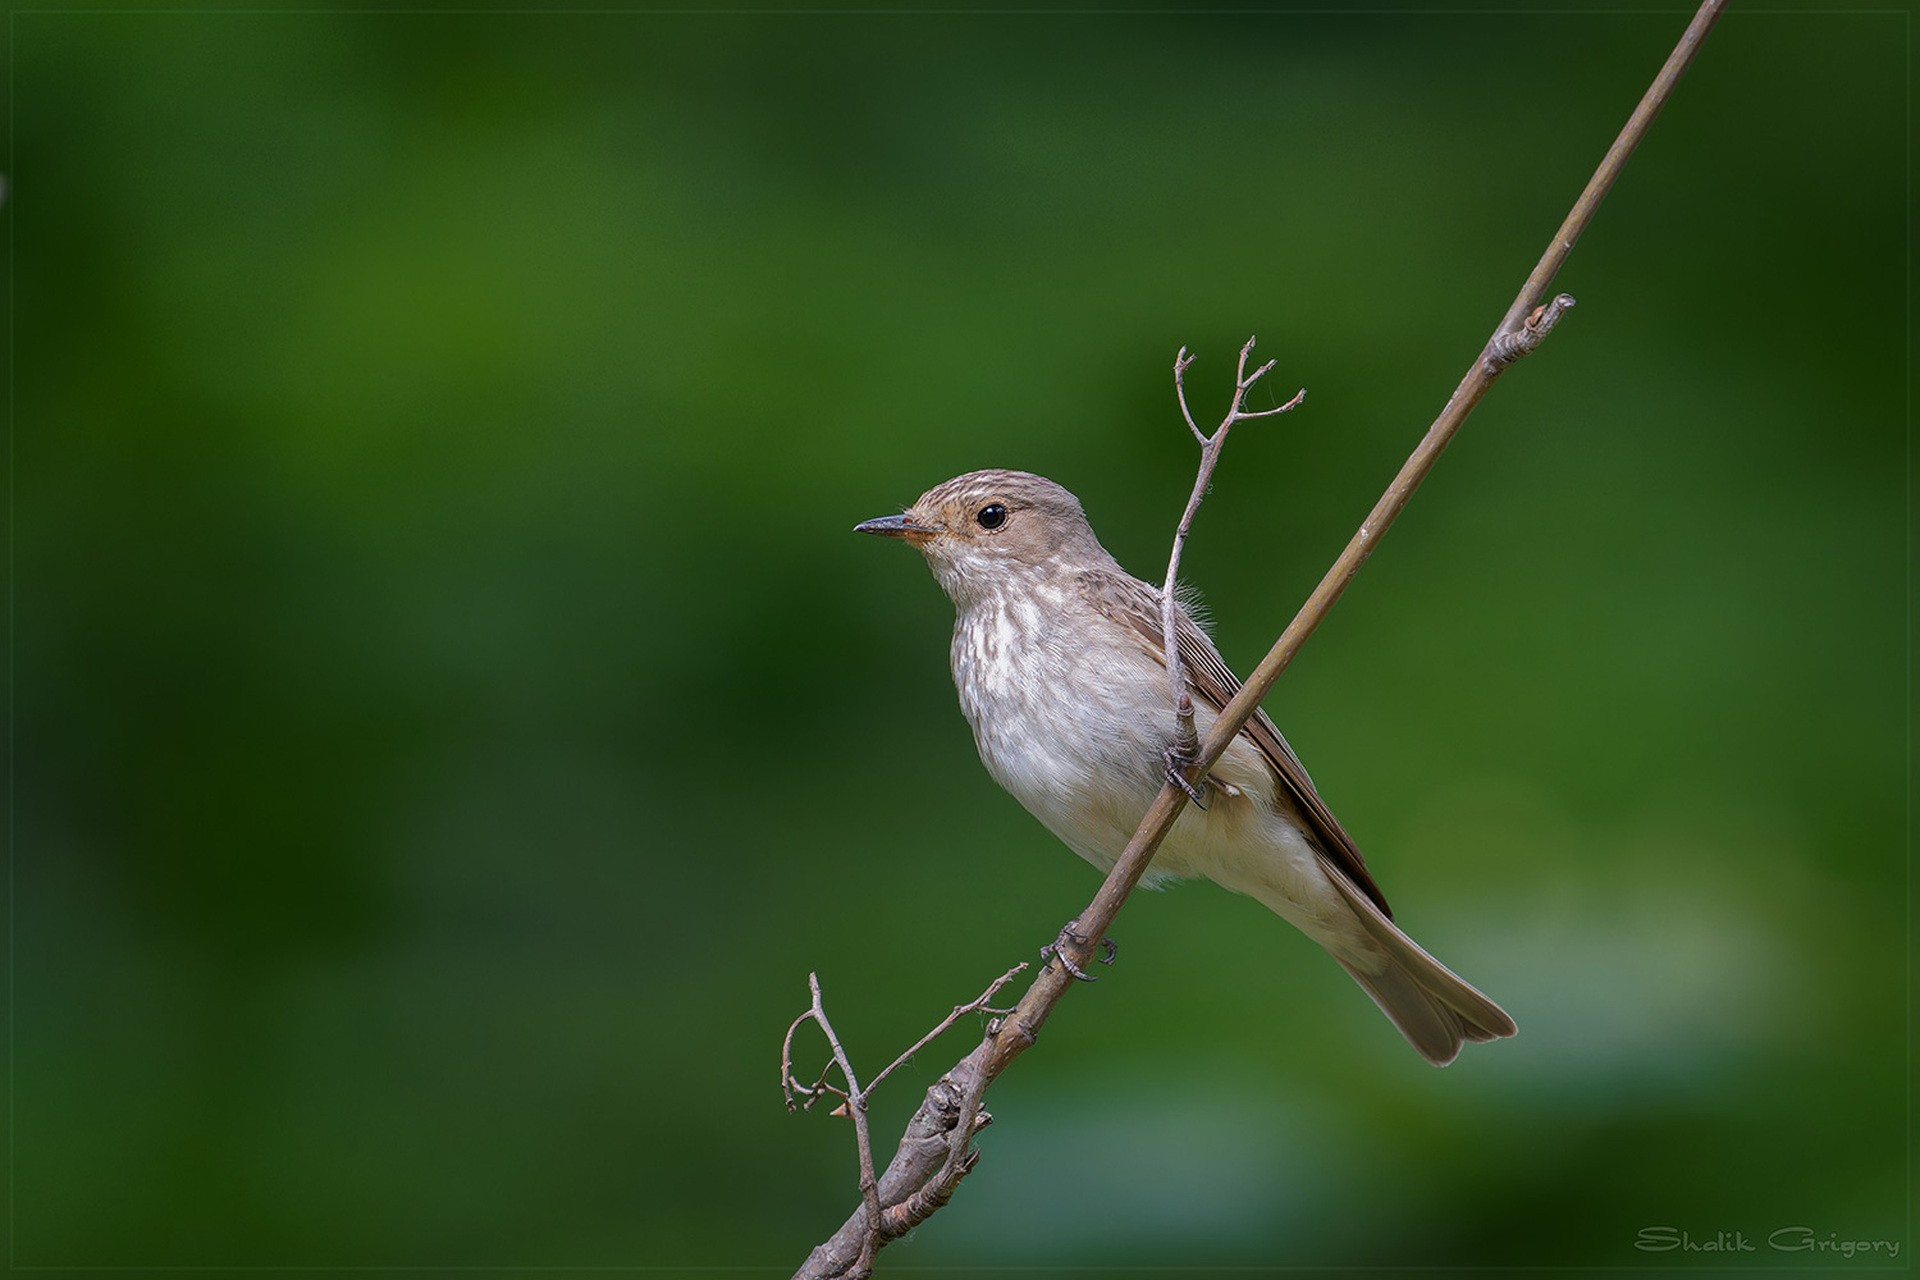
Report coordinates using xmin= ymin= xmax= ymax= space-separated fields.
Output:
xmin=854 ymin=513 xmax=938 ymax=543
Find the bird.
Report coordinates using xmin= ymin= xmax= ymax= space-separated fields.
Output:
xmin=855 ymin=468 xmax=1516 ymax=1066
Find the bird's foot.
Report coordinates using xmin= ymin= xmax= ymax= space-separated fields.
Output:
xmin=1041 ymin=922 xmax=1118 ymax=982
xmin=1163 ymin=744 xmax=1210 ymax=810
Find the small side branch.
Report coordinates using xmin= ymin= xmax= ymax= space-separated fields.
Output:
xmin=868 ymin=962 xmax=1026 ymax=1096
xmin=1163 ymin=337 xmax=1304 ymax=798
xmin=782 ymin=974 xmax=883 ymax=1274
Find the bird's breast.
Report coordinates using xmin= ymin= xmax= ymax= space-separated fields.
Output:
xmin=949 ymin=591 xmax=1187 ymax=865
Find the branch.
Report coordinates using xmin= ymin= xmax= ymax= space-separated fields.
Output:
xmin=867 ymin=962 xmax=1026 ymax=1097
xmin=793 ymin=3 xmax=1724 ymax=1273
xmin=784 ymin=974 xmax=883 ymax=1274
xmin=1163 ymin=338 xmax=1305 ymax=801
xmin=1202 ymin=0 xmax=1722 ymax=757
xmin=783 ymin=965 xmax=1026 ymax=1275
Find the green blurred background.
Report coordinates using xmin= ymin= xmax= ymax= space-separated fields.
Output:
xmin=10 ymin=4 xmax=1907 ymax=1274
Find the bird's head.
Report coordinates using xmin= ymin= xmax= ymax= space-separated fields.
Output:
xmin=855 ymin=469 xmax=1107 ymax=606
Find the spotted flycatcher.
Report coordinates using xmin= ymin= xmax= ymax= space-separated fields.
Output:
xmin=856 ymin=469 xmax=1515 ymax=1066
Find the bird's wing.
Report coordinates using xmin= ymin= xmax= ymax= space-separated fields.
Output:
xmin=1086 ymin=569 xmax=1393 ymax=918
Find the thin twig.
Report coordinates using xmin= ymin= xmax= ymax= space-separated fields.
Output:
xmin=786 ymin=974 xmax=883 ymax=1272
xmin=1164 ymin=337 xmax=1305 ymax=798
xmin=1202 ymin=0 xmax=1722 ymax=761
xmin=781 ymin=1012 xmax=810 ymax=1110
xmin=867 ymin=962 xmax=1027 ymax=1096
xmin=782 ymin=1015 xmax=848 ymax=1112
xmin=792 ymin=4 xmax=1724 ymax=1274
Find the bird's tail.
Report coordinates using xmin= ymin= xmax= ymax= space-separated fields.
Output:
xmin=1318 ymin=867 xmax=1516 ymax=1067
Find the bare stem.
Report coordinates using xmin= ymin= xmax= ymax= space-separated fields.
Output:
xmin=1205 ymin=0 xmax=1722 ymax=759
xmin=793 ymin=4 xmax=1724 ymax=1274
xmin=799 ymin=975 xmax=882 ymax=1270
xmin=1164 ymin=337 xmax=1306 ymax=792
xmin=867 ymin=962 xmax=1026 ymax=1096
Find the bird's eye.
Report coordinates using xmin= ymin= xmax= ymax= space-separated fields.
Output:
xmin=976 ymin=503 xmax=1008 ymax=530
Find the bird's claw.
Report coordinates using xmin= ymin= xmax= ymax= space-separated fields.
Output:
xmin=1163 ymin=744 xmax=1210 ymax=810
xmin=1045 ymin=944 xmax=1095 ymax=982
xmin=1041 ymin=922 xmax=1118 ymax=982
